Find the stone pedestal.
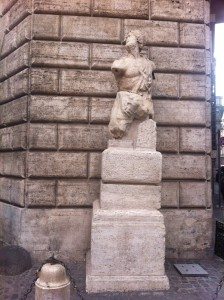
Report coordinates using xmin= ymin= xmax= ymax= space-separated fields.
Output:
xmin=86 ymin=119 xmax=169 ymax=293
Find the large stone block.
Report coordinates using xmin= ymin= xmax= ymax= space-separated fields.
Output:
xmin=150 ymin=47 xmax=205 ymax=73
xmin=33 ymin=0 xmax=91 ymax=15
xmin=154 ymin=100 xmax=206 ymax=126
xmin=0 ymin=152 xmax=26 ymax=177
xmin=30 ymin=68 xmax=59 ymax=94
xmin=90 ymin=98 xmax=114 ymax=123
xmin=33 ymin=14 xmax=60 ymax=40
xmin=8 ymin=0 xmax=32 ymax=30
xmin=180 ymin=74 xmax=206 ymax=99
xmin=157 ymin=127 xmax=179 ymax=153
xmin=0 ymin=96 xmax=27 ymax=126
xmin=162 ymin=154 xmax=207 ymax=180
xmin=179 ymin=181 xmax=209 ymax=208
xmin=153 ymin=73 xmax=179 ymax=98
xmin=29 ymin=124 xmax=57 ymax=150
xmin=1 ymin=16 xmax=32 ymax=57
xmin=60 ymin=70 xmax=116 ymax=96
xmin=30 ymin=96 xmax=88 ymax=122
xmin=124 ymin=19 xmax=178 ymax=46
xmin=88 ymin=152 xmax=101 ymax=179
xmin=28 ymin=152 xmax=87 ymax=178
xmin=93 ymin=0 xmax=149 ymax=19
xmin=102 ymin=148 xmax=162 ymax=184
xmin=21 ymin=207 xmax=92 ymax=261
xmin=0 ymin=202 xmax=22 ymax=245
xmin=26 ymin=179 xmax=56 ymax=207
xmin=0 ymin=43 xmax=29 ymax=80
xmin=0 ymin=0 xmax=16 ymax=15
xmin=87 ymin=202 xmax=169 ymax=292
xmin=0 ymin=177 xmax=25 ymax=206
xmin=57 ymin=179 xmax=100 ymax=206
xmin=179 ymin=127 xmax=209 ymax=153
xmin=161 ymin=181 xmax=179 ymax=208
xmin=151 ymin=0 xmax=204 ymax=22
xmin=180 ymin=23 xmax=205 ymax=48
xmin=162 ymin=209 xmax=213 ymax=258
xmin=62 ymin=16 xmax=121 ymax=43
xmin=58 ymin=124 xmax=109 ymax=150
xmin=0 ymin=69 xmax=29 ymax=103
xmin=0 ymin=124 xmax=27 ymax=150
xmin=0 ymin=202 xmax=92 ymax=261
xmin=100 ymin=183 xmax=161 ymax=210
xmin=91 ymin=44 xmax=125 ymax=70
xmin=31 ymin=41 xmax=90 ymax=69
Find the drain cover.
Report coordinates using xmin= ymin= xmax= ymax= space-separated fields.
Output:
xmin=174 ymin=264 xmax=208 ymax=277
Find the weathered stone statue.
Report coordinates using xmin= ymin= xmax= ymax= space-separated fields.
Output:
xmin=86 ymin=30 xmax=169 ymax=293
xmin=109 ymin=30 xmax=155 ymax=139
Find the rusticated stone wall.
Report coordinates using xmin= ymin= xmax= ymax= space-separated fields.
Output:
xmin=0 ymin=0 xmax=213 ymax=260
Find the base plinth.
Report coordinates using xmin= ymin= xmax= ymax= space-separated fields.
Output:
xmin=86 ymin=252 xmax=169 ymax=293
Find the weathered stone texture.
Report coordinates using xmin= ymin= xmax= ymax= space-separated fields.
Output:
xmin=162 ymin=209 xmax=213 ymax=258
xmin=28 ymin=152 xmax=87 ymax=178
xmin=0 ymin=152 xmax=26 ymax=177
xmin=90 ymin=98 xmax=114 ymax=124
xmin=153 ymin=73 xmax=179 ymax=98
xmin=180 ymin=75 xmax=206 ymax=99
xmin=88 ymin=152 xmax=102 ymax=179
xmin=33 ymin=0 xmax=91 ymax=15
xmin=150 ymin=47 xmax=205 ymax=73
xmin=0 ymin=96 xmax=28 ymax=126
xmin=0 ymin=43 xmax=29 ymax=80
xmin=29 ymin=124 xmax=57 ymax=150
xmin=33 ymin=14 xmax=60 ymax=40
xmin=180 ymin=23 xmax=205 ymax=48
xmin=151 ymin=0 xmax=204 ymax=22
xmin=154 ymin=101 xmax=207 ymax=126
xmin=0 ymin=124 xmax=27 ymax=150
xmin=179 ymin=127 xmax=210 ymax=153
xmin=0 ymin=69 xmax=29 ymax=103
xmin=8 ymin=0 xmax=32 ymax=30
xmin=31 ymin=41 xmax=90 ymax=68
xmin=30 ymin=69 xmax=59 ymax=94
xmin=26 ymin=180 xmax=56 ymax=207
xmin=179 ymin=181 xmax=209 ymax=208
xmin=1 ymin=16 xmax=31 ymax=57
xmin=157 ymin=127 xmax=179 ymax=153
xmin=60 ymin=70 xmax=116 ymax=96
xmin=57 ymin=180 xmax=100 ymax=206
xmin=62 ymin=16 xmax=121 ymax=43
xmin=93 ymin=0 xmax=149 ymax=19
xmin=58 ymin=124 xmax=109 ymax=150
xmin=162 ymin=154 xmax=207 ymax=180
xmin=161 ymin=182 xmax=179 ymax=208
xmin=124 ymin=20 xmax=178 ymax=46
xmin=0 ymin=177 xmax=25 ymax=206
xmin=30 ymin=96 xmax=88 ymax=122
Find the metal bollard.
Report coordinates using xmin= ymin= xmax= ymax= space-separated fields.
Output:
xmin=35 ymin=263 xmax=70 ymax=300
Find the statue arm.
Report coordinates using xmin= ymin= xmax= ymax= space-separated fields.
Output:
xmin=111 ymin=59 xmax=126 ymax=75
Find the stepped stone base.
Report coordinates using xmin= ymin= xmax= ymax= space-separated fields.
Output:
xmin=86 ymin=252 xmax=169 ymax=293
xmin=86 ymin=200 xmax=169 ymax=292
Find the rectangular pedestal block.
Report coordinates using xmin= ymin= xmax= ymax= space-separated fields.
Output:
xmin=100 ymin=183 xmax=161 ymax=209
xmin=102 ymin=148 xmax=162 ymax=184
xmin=86 ymin=200 xmax=169 ymax=292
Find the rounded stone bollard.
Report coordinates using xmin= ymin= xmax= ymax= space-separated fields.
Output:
xmin=35 ymin=263 xmax=70 ymax=300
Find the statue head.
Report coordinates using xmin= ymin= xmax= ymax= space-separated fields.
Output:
xmin=124 ymin=30 xmax=144 ymax=52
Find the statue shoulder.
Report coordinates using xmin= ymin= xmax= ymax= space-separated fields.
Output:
xmin=145 ymin=58 xmax=156 ymax=71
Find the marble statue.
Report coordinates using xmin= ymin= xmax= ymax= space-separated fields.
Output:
xmin=109 ymin=30 xmax=156 ymax=139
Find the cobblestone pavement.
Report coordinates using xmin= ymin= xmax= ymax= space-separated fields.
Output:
xmin=0 ymin=256 xmax=224 ymax=300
